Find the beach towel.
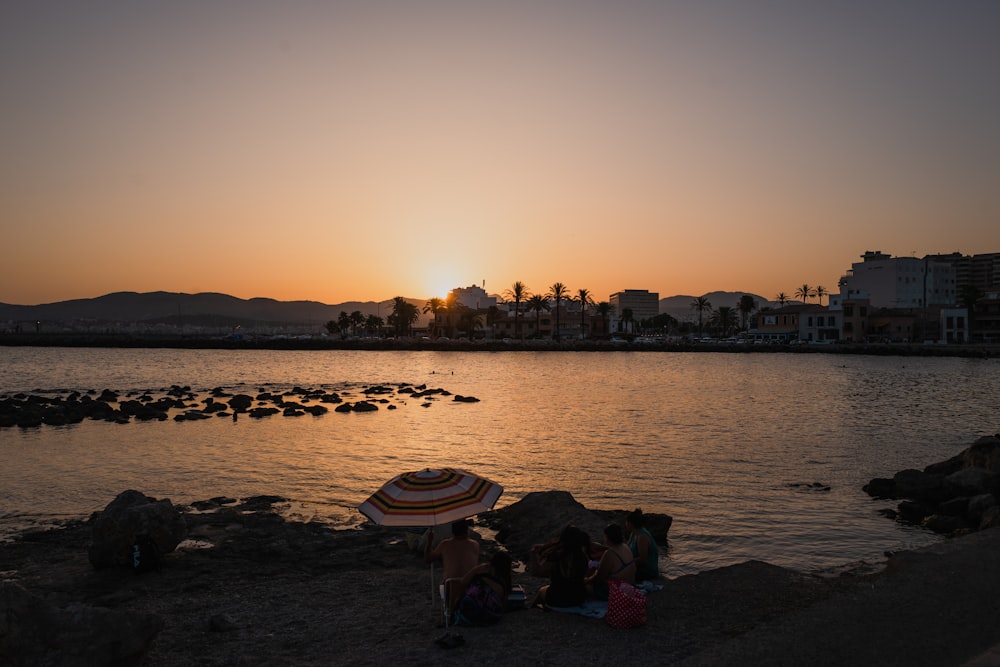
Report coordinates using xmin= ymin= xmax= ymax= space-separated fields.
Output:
xmin=546 ymin=599 xmax=608 ymax=619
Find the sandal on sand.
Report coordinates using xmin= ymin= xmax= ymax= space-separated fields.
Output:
xmin=434 ymin=632 xmax=465 ymax=649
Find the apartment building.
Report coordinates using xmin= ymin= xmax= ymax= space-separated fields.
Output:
xmin=838 ymin=251 xmax=956 ymax=308
xmin=609 ymin=290 xmax=659 ymax=322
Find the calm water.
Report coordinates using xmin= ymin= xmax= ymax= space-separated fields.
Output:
xmin=2 ymin=347 xmax=997 ymax=577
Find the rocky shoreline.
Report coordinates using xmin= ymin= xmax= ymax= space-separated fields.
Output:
xmin=5 ymin=459 xmax=1000 ymax=666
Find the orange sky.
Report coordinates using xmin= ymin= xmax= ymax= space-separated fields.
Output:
xmin=2 ymin=2 xmax=998 ymax=306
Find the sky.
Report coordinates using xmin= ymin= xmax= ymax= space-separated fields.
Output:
xmin=2 ymin=1 xmax=998 ymax=306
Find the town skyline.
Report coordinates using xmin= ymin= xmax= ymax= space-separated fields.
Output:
xmin=3 ymin=2 xmax=997 ymax=307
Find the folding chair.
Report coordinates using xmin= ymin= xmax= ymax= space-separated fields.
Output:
xmin=439 ymin=577 xmax=461 ymax=627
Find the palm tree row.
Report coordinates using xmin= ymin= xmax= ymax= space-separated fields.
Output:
xmin=787 ymin=284 xmax=829 ymax=306
xmin=493 ymin=281 xmax=611 ymax=341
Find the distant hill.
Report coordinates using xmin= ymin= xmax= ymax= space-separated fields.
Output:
xmin=0 ymin=292 xmax=428 ymax=327
xmin=659 ymin=291 xmax=779 ymax=321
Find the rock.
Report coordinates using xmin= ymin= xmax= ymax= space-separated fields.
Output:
xmin=945 ymin=467 xmax=996 ymax=496
xmin=892 ymin=469 xmax=945 ymax=503
xmin=88 ymin=490 xmax=187 ymax=569
xmin=938 ymin=496 xmax=969 ymax=516
xmin=922 ymin=514 xmax=968 ymax=534
xmin=961 ymin=436 xmax=1000 ymax=472
xmin=481 ymin=490 xmax=672 ymax=567
xmin=980 ymin=505 xmax=1000 ymax=530
xmin=863 ymin=478 xmax=896 ymax=498
xmin=897 ymin=500 xmax=934 ymax=524
xmin=227 ymin=394 xmax=253 ymax=412
xmin=0 ymin=582 xmax=163 ymax=666
xmin=967 ymin=493 xmax=998 ymax=523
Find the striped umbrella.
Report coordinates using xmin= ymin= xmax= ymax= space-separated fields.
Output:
xmin=358 ymin=468 xmax=503 ymax=527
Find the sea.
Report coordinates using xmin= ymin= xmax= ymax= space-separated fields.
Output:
xmin=1 ymin=346 xmax=997 ymax=578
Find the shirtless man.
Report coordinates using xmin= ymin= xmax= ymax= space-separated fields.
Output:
xmin=425 ymin=519 xmax=480 ymax=610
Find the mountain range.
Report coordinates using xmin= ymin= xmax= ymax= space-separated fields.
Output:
xmin=0 ymin=290 xmax=779 ymax=327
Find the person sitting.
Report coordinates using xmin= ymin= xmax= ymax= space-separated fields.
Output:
xmin=585 ymin=523 xmax=636 ymax=600
xmin=625 ymin=508 xmax=659 ymax=581
xmin=452 ymin=551 xmax=513 ymax=626
xmin=529 ymin=525 xmax=590 ymax=608
xmin=425 ymin=519 xmax=481 ymax=610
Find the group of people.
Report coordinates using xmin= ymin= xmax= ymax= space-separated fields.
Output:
xmin=529 ymin=508 xmax=658 ymax=608
xmin=424 ymin=508 xmax=659 ymax=625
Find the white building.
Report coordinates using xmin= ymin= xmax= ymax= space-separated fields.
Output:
xmin=838 ymin=251 xmax=956 ymax=308
xmin=449 ymin=285 xmax=496 ymax=310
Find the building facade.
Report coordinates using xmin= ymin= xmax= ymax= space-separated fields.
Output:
xmin=838 ymin=251 xmax=956 ymax=308
xmin=609 ymin=290 xmax=659 ymax=323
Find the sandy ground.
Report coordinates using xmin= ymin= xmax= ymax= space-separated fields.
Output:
xmin=4 ymin=505 xmax=1000 ymax=666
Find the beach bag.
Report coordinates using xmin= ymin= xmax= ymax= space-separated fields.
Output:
xmin=605 ymin=580 xmax=646 ymax=628
xmin=454 ymin=578 xmax=504 ymax=626
xmin=131 ymin=534 xmax=161 ymax=573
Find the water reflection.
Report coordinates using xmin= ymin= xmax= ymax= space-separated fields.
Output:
xmin=1 ymin=347 xmax=997 ymax=575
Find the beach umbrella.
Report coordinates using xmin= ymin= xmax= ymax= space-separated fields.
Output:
xmin=358 ymin=467 xmax=503 ymax=527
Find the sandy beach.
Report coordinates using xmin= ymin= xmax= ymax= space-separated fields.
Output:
xmin=3 ymin=491 xmax=1000 ymax=667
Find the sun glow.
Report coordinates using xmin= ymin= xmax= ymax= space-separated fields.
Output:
xmin=425 ymin=267 xmax=466 ymax=301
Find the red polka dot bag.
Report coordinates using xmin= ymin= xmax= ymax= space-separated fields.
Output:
xmin=605 ymin=580 xmax=647 ymax=628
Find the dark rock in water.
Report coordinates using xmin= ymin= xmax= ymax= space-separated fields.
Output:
xmin=867 ymin=435 xmax=1000 ymax=537
xmin=944 ymin=467 xmax=995 ymax=496
xmin=893 ymin=469 xmax=945 ymax=503
xmin=228 ymin=394 xmax=253 ymax=412
xmin=97 ymin=389 xmax=118 ymax=402
xmin=922 ymin=513 xmax=969 ymax=534
xmin=863 ymin=477 xmax=895 ymax=499
xmin=0 ymin=582 xmax=163 ymax=666
xmin=453 ymin=395 xmax=480 ymax=403
xmin=961 ymin=436 xmax=1000 ymax=473
xmin=897 ymin=500 xmax=934 ymax=524
xmin=353 ymin=401 xmax=378 ymax=412
xmin=334 ymin=403 xmax=353 ymax=413
xmin=88 ymin=490 xmax=187 ymax=569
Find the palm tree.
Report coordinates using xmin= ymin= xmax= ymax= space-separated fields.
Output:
xmin=365 ymin=314 xmax=383 ymax=337
xmin=526 ymin=294 xmax=549 ymax=339
xmin=738 ymin=294 xmax=758 ymax=332
xmin=458 ymin=308 xmax=483 ymax=340
xmin=795 ymin=284 xmax=814 ymax=304
xmin=349 ymin=310 xmax=365 ymax=336
xmin=575 ymin=288 xmax=594 ymax=339
xmin=504 ymin=282 xmax=530 ymax=341
xmin=388 ymin=296 xmax=419 ymax=337
xmin=620 ymin=308 xmax=634 ymax=335
xmin=712 ymin=306 xmax=736 ymax=338
xmin=337 ymin=311 xmax=351 ymax=339
xmin=691 ymin=296 xmax=712 ymax=337
xmin=814 ymin=286 xmax=828 ymax=306
xmin=775 ymin=292 xmax=790 ymax=307
xmin=547 ymin=282 xmax=569 ymax=341
xmin=595 ymin=301 xmax=613 ymax=337
xmin=423 ymin=297 xmax=447 ymax=338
